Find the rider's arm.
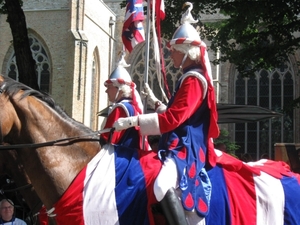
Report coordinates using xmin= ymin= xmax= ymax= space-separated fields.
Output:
xmin=158 ymin=76 xmax=204 ymax=133
xmin=101 ymin=106 xmax=128 ymax=144
xmin=135 ymin=76 xmax=205 ymax=135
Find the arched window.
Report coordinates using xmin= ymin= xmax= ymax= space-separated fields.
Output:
xmin=6 ymin=34 xmax=51 ymax=93
xmin=90 ymin=50 xmax=100 ymax=130
xmin=234 ymin=61 xmax=294 ymax=160
xmin=128 ymin=38 xmax=181 ymax=102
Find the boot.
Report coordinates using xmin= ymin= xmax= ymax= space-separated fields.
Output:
xmin=160 ymin=188 xmax=189 ymax=225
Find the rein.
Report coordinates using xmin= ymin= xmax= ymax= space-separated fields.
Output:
xmin=0 ymin=183 xmax=32 ymax=194
xmin=0 ymin=128 xmax=114 ymax=151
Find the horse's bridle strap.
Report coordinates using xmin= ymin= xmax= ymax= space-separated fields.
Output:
xmin=0 ymin=128 xmax=114 ymax=150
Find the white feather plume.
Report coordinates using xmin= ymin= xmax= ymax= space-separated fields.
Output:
xmin=180 ymin=2 xmax=198 ymax=24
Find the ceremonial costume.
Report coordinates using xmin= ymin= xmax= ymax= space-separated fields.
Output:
xmin=103 ymin=99 xmax=150 ymax=150
xmin=101 ymin=57 xmax=150 ymax=150
xmin=157 ymin=67 xmax=214 ymax=216
xmin=113 ymin=3 xmax=219 ymax=224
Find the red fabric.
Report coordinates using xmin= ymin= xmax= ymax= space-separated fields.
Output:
xmin=200 ymin=45 xmax=219 ymax=139
xmin=223 ymin=166 xmax=257 ymax=225
xmin=53 ymin=167 xmax=86 ymax=225
xmin=157 ymin=76 xmax=204 ymax=133
xmin=138 ymin=150 xmax=162 ymax=225
xmin=200 ymin=45 xmax=219 ymax=167
xmin=101 ymin=103 xmax=150 ymax=150
xmin=216 ymin=152 xmax=258 ymax=224
xmin=216 ymin=152 xmax=260 ymax=176
xmin=122 ymin=0 xmax=145 ymax=52
xmin=155 ymin=0 xmax=165 ymax=20
xmin=101 ymin=106 xmax=128 ymax=144
xmin=249 ymin=159 xmax=294 ymax=179
xmin=157 ymin=74 xmax=218 ymax=166
xmin=38 ymin=206 xmax=49 ymax=225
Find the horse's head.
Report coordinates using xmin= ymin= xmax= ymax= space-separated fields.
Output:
xmin=0 ymin=75 xmax=102 ymax=209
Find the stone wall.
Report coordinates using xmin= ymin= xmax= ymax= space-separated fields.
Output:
xmin=0 ymin=0 xmax=115 ymax=130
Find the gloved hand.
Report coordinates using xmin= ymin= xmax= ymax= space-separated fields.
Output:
xmin=141 ymin=83 xmax=160 ymax=109
xmin=113 ymin=116 xmax=139 ymax=131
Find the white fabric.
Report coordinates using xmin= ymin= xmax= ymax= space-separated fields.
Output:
xmin=200 ymin=42 xmax=213 ymax=86
xmin=153 ymin=157 xmax=205 ymax=225
xmin=254 ymin=171 xmax=285 ymax=225
xmin=156 ymin=104 xmax=167 ymax=114
xmin=133 ymin=88 xmax=144 ymax=113
xmin=153 ymin=157 xmax=178 ymax=201
xmin=150 ymin=2 xmax=168 ymax=103
xmin=83 ymin=144 xmax=119 ymax=225
xmin=180 ymin=71 xmax=208 ymax=99
xmin=113 ymin=116 xmax=139 ymax=131
xmin=142 ymin=83 xmax=160 ymax=109
xmin=110 ymin=102 xmax=130 ymax=117
xmin=82 ymin=144 xmax=204 ymax=225
xmin=185 ymin=211 xmax=205 ymax=225
xmin=138 ymin=113 xmax=160 ymax=135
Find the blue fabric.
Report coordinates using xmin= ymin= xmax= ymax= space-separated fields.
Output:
xmin=158 ymin=70 xmax=212 ymax=216
xmin=114 ymin=145 xmax=150 ymax=225
xmin=116 ymin=101 xmax=140 ymax=150
xmin=281 ymin=175 xmax=300 ymax=225
xmin=206 ymin=165 xmax=231 ymax=225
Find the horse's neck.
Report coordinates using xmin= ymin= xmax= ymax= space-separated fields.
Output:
xmin=13 ymin=95 xmax=100 ymax=208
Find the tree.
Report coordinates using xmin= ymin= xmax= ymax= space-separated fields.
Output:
xmin=203 ymin=0 xmax=299 ymax=111
xmin=124 ymin=0 xmax=299 ymax=109
xmin=214 ymin=129 xmax=240 ymax=157
xmin=158 ymin=0 xmax=300 ymax=75
xmin=0 ymin=0 xmax=39 ymax=90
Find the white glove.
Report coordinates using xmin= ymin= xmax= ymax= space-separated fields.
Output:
xmin=113 ymin=116 xmax=139 ymax=131
xmin=141 ymin=83 xmax=160 ymax=109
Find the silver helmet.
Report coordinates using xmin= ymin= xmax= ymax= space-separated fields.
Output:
xmin=168 ymin=2 xmax=201 ymax=48
xmin=104 ymin=53 xmax=134 ymax=88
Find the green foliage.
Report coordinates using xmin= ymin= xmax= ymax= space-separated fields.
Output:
xmin=214 ymin=129 xmax=240 ymax=156
xmin=0 ymin=0 xmax=7 ymax=14
xmin=122 ymin=0 xmax=300 ymax=78
xmin=0 ymin=0 xmax=23 ymax=14
xmin=284 ymin=96 xmax=300 ymax=113
xmin=205 ymin=0 xmax=300 ymax=77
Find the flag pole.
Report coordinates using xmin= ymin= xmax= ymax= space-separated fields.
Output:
xmin=142 ymin=0 xmax=151 ymax=150
xmin=143 ymin=0 xmax=151 ymax=94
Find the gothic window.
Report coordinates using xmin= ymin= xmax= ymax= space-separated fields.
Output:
xmin=129 ymin=38 xmax=181 ymax=104
xmin=234 ymin=62 xmax=294 ymax=160
xmin=90 ymin=50 xmax=100 ymax=130
xmin=6 ymin=34 xmax=50 ymax=93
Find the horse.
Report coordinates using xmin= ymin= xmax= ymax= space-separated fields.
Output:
xmin=0 ymin=75 xmax=162 ymax=225
xmin=0 ymin=74 xmax=300 ymax=225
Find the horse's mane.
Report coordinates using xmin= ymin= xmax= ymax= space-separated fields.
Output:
xmin=0 ymin=76 xmax=96 ymax=135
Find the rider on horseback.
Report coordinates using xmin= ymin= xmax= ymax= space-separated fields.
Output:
xmin=113 ymin=3 xmax=219 ymax=224
xmin=101 ymin=53 xmax=151 ymax=151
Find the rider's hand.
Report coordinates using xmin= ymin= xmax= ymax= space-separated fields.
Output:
xmin=141 ymin=83 xmax=160 ymax=109
xmin=113 ymin=116 xmax=139 ymax=131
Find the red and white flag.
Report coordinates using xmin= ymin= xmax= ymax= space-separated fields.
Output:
xmin=122 ymin=0 xmax=145 ymax=52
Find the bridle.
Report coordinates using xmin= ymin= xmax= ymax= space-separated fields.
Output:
xmin=0 ymin=80 xmax=114 ymax=151
xmin=0 ymin=80 xmax=116 ymax=224
xmin=0 ymin=128 xmax=114 ymax=151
